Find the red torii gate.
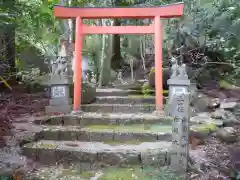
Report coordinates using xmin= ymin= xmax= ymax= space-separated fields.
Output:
xmin=53 ymin=3 xmax=184 ymax=112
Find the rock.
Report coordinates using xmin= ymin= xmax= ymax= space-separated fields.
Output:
xmin=216 ymin=127 xmax=237 ymax=143
xmin=190 ymin=113 xmax=223 ymax=127
xmin=220 ymin=101 xmax=237 ymax=110
xmin=114 ymin=81 xmax=142 ymax=90
xmin=189 ymin=123 xmax=218 ymax=147
xmin=192 ymin=94 xmax=220 ymax=112
xmin=141 ymin=81 xmax=154 ymax=95
xmin=211 ymin=109 xmax=225 ymax=119
xmin=148 ymin=68 xmax=170 ymax=90
xmin=189 ymin=125 xmax=210 ymax=141
xmin=208 ymin=98 xmax=220 ymax=109
xmin=211 ymin=109 xmax=239 ymax=126
xmin=233 ymin=103 xmax=240 ymax=117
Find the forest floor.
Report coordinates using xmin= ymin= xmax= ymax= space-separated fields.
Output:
xmin=0 ymin=84 xmax=240 ymax=180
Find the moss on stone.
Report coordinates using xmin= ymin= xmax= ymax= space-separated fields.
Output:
xmin=85 ymin=124 xmax=172 ymax=133
xmin=61 ymin=169 xmax=95 ymax=179
xmin=99 ymin=166 xmax=184 ymax=180
xmin=99 ymin=167 xmax=145 ymax=180
xmin=219 ymin=80 xmax=233 ymax=89
xmin=35 ymin=143 xmax=57 ymax=149
xmin=128 ymin=94 xmax=154 ymax=98
xmin=103 ymin=139 xmax=144 ymax=145
xmin=190 ymin=123 xmax=218 ymax=133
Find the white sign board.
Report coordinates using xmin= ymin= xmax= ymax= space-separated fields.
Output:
xmin=52 ymin=86 xmax=66 ymax=98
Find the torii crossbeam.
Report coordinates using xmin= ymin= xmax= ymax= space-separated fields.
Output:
xmin=53 ymin=3 xmax=184 ymax=112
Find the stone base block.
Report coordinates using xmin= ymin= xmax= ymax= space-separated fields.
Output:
xmin=49 ymin=98 xmax=72 ymax=106
xmin=45 ymin=105 xmax=72 ymax=114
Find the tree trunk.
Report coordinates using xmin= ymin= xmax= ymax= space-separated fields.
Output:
xmin=110 ymin=19 xmax=122 ymax=70
xmin=110 ymin=0 xmax=122 ymax=70
xmin=98 ymin=19 xmax=113 ymax=87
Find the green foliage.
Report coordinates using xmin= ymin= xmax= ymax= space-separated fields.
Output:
xmin=99 ymin=166 xmax=184 ymax=180
xmin=141 ymin=83 xmax=154 ymax=95
xmin=2 ymin=0 xmax=240 ymax=84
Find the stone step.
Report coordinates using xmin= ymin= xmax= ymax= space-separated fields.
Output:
xmin=36 ymin=124 xmax=172 ymax=142
xmin=22 ymin=140 xmax=171 ymax=166
xmin=94 ymin=96 xmax=167 ymax=104
xmin=34 ymin=112 xmax=172 ymax=126
xmin=24 ymin=165 xmax=182 ymax=180
xmin=81 ymin=104 xmax=156 ymax=113
xmin=96 ymin=88 xmax=142 ymax=96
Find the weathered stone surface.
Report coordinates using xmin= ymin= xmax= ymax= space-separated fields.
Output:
xmin=96 ymin=88 xmax=141 ymax=96
xmin=113 ymin=132 xmax=158 ymax=142
xmin=82 ymin=104 xmax=156 ymax=113
xmin=37 ymin=148 xmax=57 ymax=165
xmin=62 ymin=115 xmax=80 ymax=125
xmin=220 ymin=101 xmax=237 ymax=110
xmin=190 ymin=114 xmax=223 ymax=127
xmin=59 ymin=130 xmax=79 ymax=141
xmin=95 ymin=96 xmax=156 ymax=105
xmin=192 ymin=94 xmax=220 ymax=112
xmin=211 ymin=109 xmax=239 ymax=126
xmin=45 ymin=105 xmax=72 ymax=114
xmin=90 ymin=132 xmax=114 ymax=141
xmin=50 ymin=115 xmax=63 ymax=125
xmin=23 ymin=140 xmax=172 ymax=166
xmin=114 ymin=81 xmax=143 ymax=90
xmin=216 ymin=127 xmax=237 ymax=143
xmin=34 ymin=112 xmax=171 ymax=126
xmin=40 ymin=128 xmax=60 ymax=140
xmin=37 ymin=126 xmax=171 ymax=142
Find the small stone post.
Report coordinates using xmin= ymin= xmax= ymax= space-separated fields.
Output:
xmin=167 ymin=60 xmax=190 ymax=174
xmin=45 ymin=55 xmax=72 ymax=114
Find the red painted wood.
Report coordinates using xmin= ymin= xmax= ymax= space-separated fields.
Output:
xmin=73 ymin=17 xmax=83 ymax=111
xmin=154 ymin=16 xmax=163 ymax=111
xmin=82 ymin=25 xmax=154 ymax=34
xmin=54 ymin=3 xmax=184 ymax=19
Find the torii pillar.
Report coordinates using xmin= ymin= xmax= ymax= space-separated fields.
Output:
xmin=53 ymin=3 xmax=184 ymax=112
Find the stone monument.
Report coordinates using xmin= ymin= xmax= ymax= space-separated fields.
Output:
xmin=167 ymin=57 xmax=190 ymax=174
xmin=45 ymin=55 xmax=72 ymax=114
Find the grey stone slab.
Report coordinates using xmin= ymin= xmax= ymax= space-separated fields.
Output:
xmin=38 ymin=126 xmax=172 ymax=142
xmin=113 ymin=132 xmax=158 ymax=142
xmin=37 ymin=148 xmax=57 ymax=165
xmin=50 ymin=115 xmax=63 ymax=125
xmin=77 ymin=131 xmax=92 ymax=141
xmin=89 ymin=132 xmax=114 ymax=141
xmin=39 ymin=129 xmax=60 ymax=140
xmin=45 ymin=105 xmax=72 ymax=114
xmin=95 ymin=96 xmax=156 ymax=104
xmin=62 ymin=115 xmax=80 ymax=125
xmin=49 ymin=98 xmax=72 ymax=106
xmin=22 ymin=146 xmax=38 ymax=160
xmin=58 ymin=130 xmax=79 ymax=141
xmin=34 ymin=112 xmax=171 ymax=126
xmin=96 ymin=88 xmax=140 ymax=96
xmin=141 ymin=149 xmax=168 ymax=166
xmin=82 ymin=104 xmax=156 ymax=113
xmin=23 ymin=140 xmax=172 ymax=166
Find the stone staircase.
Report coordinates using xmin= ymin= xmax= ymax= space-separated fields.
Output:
xmin=22 ymin=88 xmax=173 ymax=173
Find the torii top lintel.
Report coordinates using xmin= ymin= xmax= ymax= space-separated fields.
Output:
xmin=53 ymin=2 xmax=184 ymax=19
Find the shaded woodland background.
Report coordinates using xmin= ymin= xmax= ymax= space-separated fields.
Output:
xmin=0 ymin=0 xmax=240 ymax=89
